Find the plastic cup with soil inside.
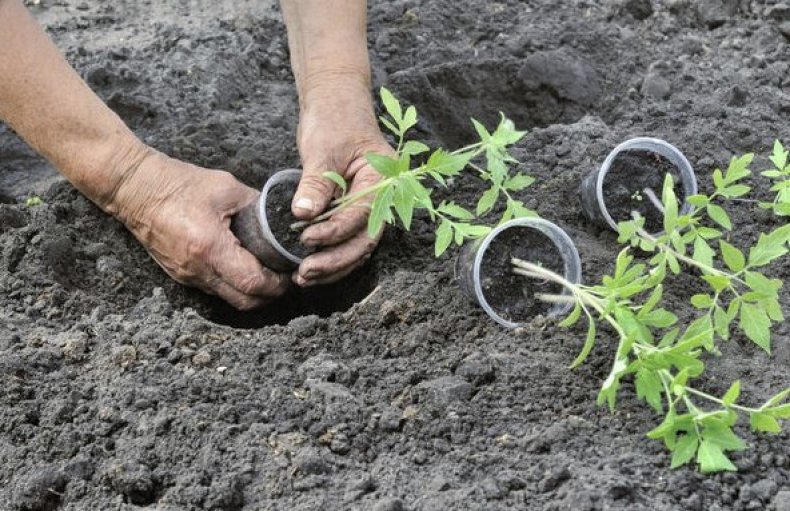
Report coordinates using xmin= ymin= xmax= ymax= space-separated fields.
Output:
xmin=455 ymin=217 xmax=582 ymax=329
xmin=230 ymin=168 xmax=315 ymax=272
xmin=579 ymin=137 xmax=698 ymax=234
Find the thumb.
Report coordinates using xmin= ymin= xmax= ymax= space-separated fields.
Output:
xmin=292 ymin=159 xmax=336 ymax=221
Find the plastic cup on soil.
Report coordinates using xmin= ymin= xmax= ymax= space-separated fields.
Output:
xmin=231 ymin=168 xmax=314 ymax=272
xmin=579 ymin=137 xmax=698 ymax=234
xmin=455 ymin=217 xmax=582 ymax=329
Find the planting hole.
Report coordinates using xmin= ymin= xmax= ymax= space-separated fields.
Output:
xmin=194 ymin=263 xmax=378 ymax=329
xmin=479 ymin=226 xmax=565 ymax=323
xmin=602 ymin=149 xmax=682 ymax=232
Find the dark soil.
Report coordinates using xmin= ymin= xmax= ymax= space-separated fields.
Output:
xmin=2 ymin=1 xmax=790 ymax=510
xmin=265 ymin=179 xmax=313 ymax=259
xmin=602 ymin=149 xmax=682 ymax=232
xmin=479 ymin=226 xmax=566 ymax=324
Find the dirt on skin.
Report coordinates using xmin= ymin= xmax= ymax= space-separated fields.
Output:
xmin=1 ymin=0 xmax=790 ymax=510
xmin=602 ymin=149 xmax=681 ymax=232
xmin=478 ymin=227 xmax=566 ymax=324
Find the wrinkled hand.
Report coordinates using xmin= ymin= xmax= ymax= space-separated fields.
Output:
xmin=110 ymin=150 xmax=290 ymax=309
xmin=291 ymin=81 xmax=394 ymax=287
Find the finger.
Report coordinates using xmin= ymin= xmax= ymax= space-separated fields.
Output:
xmin=211 ymin=231 xmax=291 ymax=299
xmin=211 ymin=280 xmax=270 ymax=311
xmin=294 ymin=231 xmax=377 ymax=286
xmin=300 ymin=165 xmax=382 ymax=247
xmin=293 ymin=255 xmax=369 ymax=288
xmin=292 ymin=159 xmax=336 ymax=221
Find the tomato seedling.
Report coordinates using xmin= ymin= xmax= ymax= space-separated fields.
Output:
xmin=292 ymin=88 xmax=537 ymax=256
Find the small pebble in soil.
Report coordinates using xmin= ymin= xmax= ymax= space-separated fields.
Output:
xmin=378 ymin=406 xmax=404 ymax=432
xmin=416 ymin=376 xmax=473 ymax=408
xmin=455 ymin=352 xmax=495 ymax=386
xmin=372 ymin=498 xmax=404 ymax=511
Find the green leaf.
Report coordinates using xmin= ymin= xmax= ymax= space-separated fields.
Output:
xmin=380 ymin=87 xmax=402 ymax=124
xmin=368 ymin=187 xmax=394 ymax=238
xmin=697 ymin=439 xmax=737 ymax=473
xmin=719 ymin=240 xmax=745 ymax=272
xmin=434 ymin=220 xmax=453 ymax=257
xmin=750 ymin=412 xmax=781 ymax=433
xmin=723 ymin=153 xmax=753 ymax=184
xmin=686 ymin=194 xmax=709 ymax=207
xmin=702 ymin=274 xmax=731 ymax=293
xmin=770 ymin=140 xmax=788 ymax=170
xmin=570 ymin=320 xmax=596 ymax=369
xmin=720 ymin=184 xmax=751 ymax=198
xmin=635 ymin=368 xmax=663 ymax=413
xmin=706 ymin=204 xmax=732 ymax=230
xmin=559 ymin=303 xmax=582 ymax=328
xmin=504 ymin=173 xmax=535 ymax=191
xmin=366 ymin=153 xmax=400 ymax=178
xmin=471 ymin=118 xmax=491 ymax=142
xmin=392 ymin=184 xmax=414 ymax=230
xmin=438 ymin=202 xmax=474 ymax=220
xmin=671 ymin=433 xmax=699 ymax=468
xmin=322 ymin=171 xmax=347 ymax=195
xmin=402 ymin=105 xmax=417 ymax=131
xmin=747 ymin=228 xmax=790 ymax=267
xmin=739 ymin=302 xmax=772 ymax=353
xmin=771 ymin=404 xmax=790 ymax=419
xmin=713 ymin=306 xmax=732 ymax=340
xmin=401 ymin=140 xmax=429 ymax=156
xmin=379 ymin=115 xmax=400 ymax=137
xmin=722 ymin=380 xmax=740 ymax=406
xmin=744 ymin=271 xmax=781 ymax=298
xmin=476 ymin=187 xmax=499 ymax=216
xmin=662 ymin=174 xmax=679 ymax=233
xmin=692 ymin=237 xmax=715 ymax=268
xmin=690 ymin=294 xmax=714 ymax=309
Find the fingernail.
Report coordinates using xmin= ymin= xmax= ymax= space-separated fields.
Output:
xmin=294 ymin=197 xmax=315 ymax=212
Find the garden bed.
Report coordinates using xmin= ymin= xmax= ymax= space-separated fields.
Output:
xmin=1 ymin=0 xmax=789 ymax=509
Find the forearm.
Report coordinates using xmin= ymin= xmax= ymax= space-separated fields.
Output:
xmin=0 ymin=0 xmax=147 ymax=213
xmin=279 ymin=0 xmax=371 ymax=102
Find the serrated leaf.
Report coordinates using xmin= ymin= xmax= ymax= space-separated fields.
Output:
xmin=690 ymin=294 xmax=714 ymax=309
xmin=671 ymin=433 xmax=699 ymax=468
xmin=739 ymin=302 xmax=771 ymax=353
xmin=438 ymin=202 xmax=474 ymax=220
xmin=635 ymin=368 xmax=663 ymax=413
xmin=697 ymin=439 xmax=737 ymax=473
xmin=392 ymin=184 xmax=414 ymax=230
xmin=663 ymin=174 xmax=679 ymax=233
xmin=719 ymin=240 xmax=745 ymax=272
xmin=504 ymin=173 xmax=535 ymax=191
xmin=476 ymin=186 xmax=499 ymax=216
xmin=322 ymin=171 xmax=347 ymax=195
xmin=744 ymin=271 xmax=781 ymax=298
xmin=693 ymin=237 xmax=715 ymax=269
xmin=366 ymin=153 xmax=400 ymax=178
xmin=724 ymin=153 xmax=753 ymax=184
xmin=713 ymin=306 xmax=731 ymax=340
xmin=402 ymin=105 xmax=417 ymax=131
xmin=471 ymin=118 xmax=491 ymax=142
xmin=401 ymin=140 xmax=429 ymax=156
xmin=770 ymin=140 xmax=788 ymax=170
xmin=380 ymin=87 xmax=402 ymax=124
xmin=707 ymin=204 xmax=732 ymax=230
xmin=722 ymin=380 xmax=740 ymax=406
xmin=379 ymin=115 xmax=400 ymax=137
xmin=750 ymin=412 xmax=781 ymax=433
xmin=434 ymin=220 xmax=453 ymax=257
xmin=368 ymin=187 xmax=394 ymax=238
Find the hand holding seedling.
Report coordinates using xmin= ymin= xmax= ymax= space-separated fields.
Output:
xmin=280 ymin=0 xmax=394 ymax=287
xmin=301 ymin=88 xmax=536 ymax=259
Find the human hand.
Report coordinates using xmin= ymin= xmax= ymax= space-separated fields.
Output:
xmin=109 ymin=150 xmax=290 ymax=309
xmin=291 ymin=79 xmax=394 ymax=287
